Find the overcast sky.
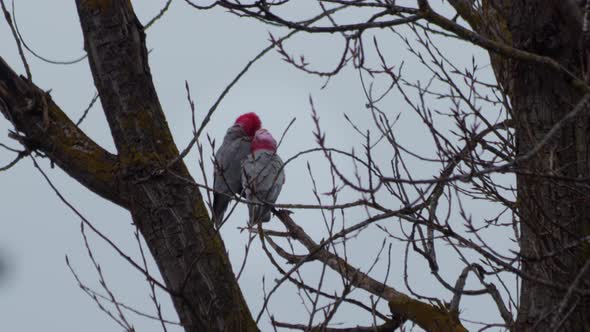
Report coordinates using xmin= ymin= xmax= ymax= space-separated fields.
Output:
xmin=0 ymin=1 xmax=515 ymax=331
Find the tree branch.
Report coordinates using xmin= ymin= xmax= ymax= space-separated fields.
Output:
xmin=275 ymin=210 xmax=468 ymax=332
xmin=0 ymin=57 xmax=126 ymax=207
xmin=272 ymin=319 xmax=401 ymax=331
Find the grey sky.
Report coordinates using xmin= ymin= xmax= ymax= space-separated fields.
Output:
xmin=0 ymin=1 xmax=514 ymax=331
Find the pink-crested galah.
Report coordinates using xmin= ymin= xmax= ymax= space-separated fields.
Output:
xmin=241 ymin=128 xmax=285 ymax=225
xmin=213 ymin=112 xmax=262 ymax=227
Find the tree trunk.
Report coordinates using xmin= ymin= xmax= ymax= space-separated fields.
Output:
xmin=74 ymin=2 xmax=258 ymax=331
xmin=0 ymin=1 xmax=258 ymax=331
xmin=509 ymin=1 xmax=590 ymax=330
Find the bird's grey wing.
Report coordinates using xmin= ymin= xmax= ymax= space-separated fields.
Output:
xmin=241 ymin=153 xmax=256 ymax=196
xmin=212 ymin=126 xmax=251 ymax=226
xmin=241 ymin=154 xmax=262 ymax=225
xmin=244 ymin=152 xmax=285 ymax=224
xmin=258 ymin=153 xmax=284 ymax=203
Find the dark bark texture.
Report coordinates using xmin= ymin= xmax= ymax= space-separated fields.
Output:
xmin=509 ymin=1 xmax=590 ymax=330
xmin=1 ymin=1 xmax=258 ymax=331
xmin=0 ymin=58 xmax=125 ymax=206
xmin=73 ymin=2 xmax=257 ymax=331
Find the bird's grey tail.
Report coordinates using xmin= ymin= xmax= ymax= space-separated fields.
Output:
xmin=248 ymin=206 xmax=272 ymax=226
xmin=213 ymin=194 xmax=230 ymax=228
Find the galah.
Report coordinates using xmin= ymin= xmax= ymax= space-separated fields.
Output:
xmin=212 ymin=112 xmax=261 ymax=227
xmin=241 ymin=128 xmax=285 ymax=225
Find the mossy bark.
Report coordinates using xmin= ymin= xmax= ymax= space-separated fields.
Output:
xmin=0 ymin=58 xmax=125 ymax=206
xmin=389 ymin=296 xmax=467 ymax=332
xmin=73 ymin=1 xmax=258 ymax=331
xmin=1 ymin=1 xmax=258 ymax=331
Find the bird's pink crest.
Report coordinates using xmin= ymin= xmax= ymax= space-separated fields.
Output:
xmin=235 ymin=112 xmax=262 ymax=137
xmin=251 ymin=129 xmax=277 ymax=152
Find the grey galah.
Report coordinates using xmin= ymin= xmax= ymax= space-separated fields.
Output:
xmin=213 ymin=112 xmax=261 ymax=227
xmin=241 ymin=128 xmax=285 ymax=225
